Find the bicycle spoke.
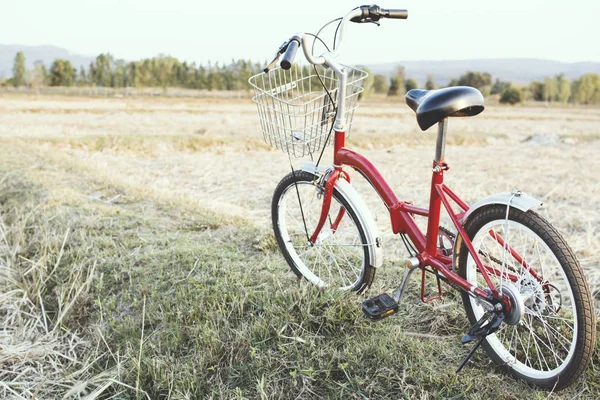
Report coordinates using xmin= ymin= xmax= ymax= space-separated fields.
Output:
xmin=520 ymin=315 xmax=564 ymax=370
xmin=276 ymin=178 xmax=368 ymax=290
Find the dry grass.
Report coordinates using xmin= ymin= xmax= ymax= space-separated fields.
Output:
xmin=2 ymin=91 xmax=597 ymax=295
xmin=0 ymin=93 xmax=599 ymax=398
xmin=0 ymin=186 xmax=125 ymax=399
xmin=5 ymin=93 xmax=593 ymax=289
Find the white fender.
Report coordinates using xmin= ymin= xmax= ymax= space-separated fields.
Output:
xmin=461 ymin=190 xmax=543 ymax=224
xmin=334 ymin=179 xmax=384 ymax=268
xmin=302 ymin=162 xmax=383 ymax=269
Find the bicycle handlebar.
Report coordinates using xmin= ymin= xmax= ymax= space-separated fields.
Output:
xmin=280 ymin=36 xmax=301 ymax=70
xmin=383 ymin=9 xmax=408 ymax=19
xmin=264 ymin=5 xmax=408 ymax=72
xmin=351 ymin=5 xmax=408 ymax=23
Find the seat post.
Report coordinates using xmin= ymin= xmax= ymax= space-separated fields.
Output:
xmin=426 ymin=117 xmax=449 ymax=256
xmin=434 ymin=118 xmax=448 ymax=162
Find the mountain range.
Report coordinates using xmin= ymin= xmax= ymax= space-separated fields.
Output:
xmin=2 ymin=44 xmax=600 ymax=85
xmin=0 ymin=44 xmax=94 ymax=77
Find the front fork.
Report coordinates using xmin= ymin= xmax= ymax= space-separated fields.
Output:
xmin=308 ymin=167 xmax=349 ymax=244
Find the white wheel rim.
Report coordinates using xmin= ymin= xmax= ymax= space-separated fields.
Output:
xmin=465 ymin=219 xmax=578 ymax=379
xmin=277 ymin=181 xmax=367 ymax=290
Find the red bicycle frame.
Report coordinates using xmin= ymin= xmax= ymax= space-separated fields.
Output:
xmin=309 ymin=120 xmax=530 ymax=304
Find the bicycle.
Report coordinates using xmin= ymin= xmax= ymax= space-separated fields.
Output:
xmin=248 ymin=5 xmax=596 ymax=390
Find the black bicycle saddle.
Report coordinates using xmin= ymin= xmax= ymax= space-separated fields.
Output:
xmin=406 ymin=86 xmax=484 ymax=131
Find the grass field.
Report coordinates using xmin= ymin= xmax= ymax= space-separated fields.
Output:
xmin=0 ymin=93 xmax=599 ymax=399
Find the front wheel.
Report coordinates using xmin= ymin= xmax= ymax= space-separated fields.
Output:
xmin=272 ymin=170 xmax=375 ymax=292
xmin=457 ymin=205 xmax=595 ymax=390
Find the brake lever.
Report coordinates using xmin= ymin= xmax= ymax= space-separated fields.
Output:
xmin=263 ymin=40 xmax=291 ymax=73
xmin=350 ymin=17 xmax=381 ymax=25
xmin=263 ymin=54 xmax=281 ymax=73
xmin=277 ymin=39 xmax=290 ymax=53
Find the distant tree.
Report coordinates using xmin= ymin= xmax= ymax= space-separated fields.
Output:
xmin=195 ymin=66 xmax=208 ymax=89
xmin=76 ymin=66 xmax=87 ymax=86
xmin=404 ymin=78 xmax=418 ymax=92
xmin=388 ymin=77 xmax=400 ymax=96
xmin=12 ymin=52 xmax=26 ymax=87
xmin=572 ymin=73 xmax=600 ymax=104
xmin=528 ymin=81 xmax=545 ymax=101
xmin=178 ymin=61 xmax=190 ymax=88
xmin=29 ymin=60 xmax=47 ymax=88
xmin=490 ymin=79 xmax=510 ymax=95
xmin=556 ymin=74 xmax=571 ymax=104
xmin=543 ymin=76 xmax=558 ymax=102
xmin=233 ymin=59 xmax=255 ymax=90
xmin=207 ymin=62 xmax=224 ymax=90
xmin=112 ymin=60 xmax=127 ymax=88
xmin=138 ymin=59 xmax=154 ymax=86
xmin=447 ymin=78 xmax=459 ymax=87
xmin=90 ymin=53 xmax=113 ymax=87
xmin=457 ymin=71 xmax=492 ymax=90
xmin=49 ymin=59 xmax=76 ymax=86
xmin=425 ymin=74 xmax=435 ymax=90
xmin=126 ymin=62 xmax=140 ymax=87
xmin=221 ymin=61 xmax=235 ymax=90
xmin=155 ymin=55 xmax=177 ymax=90
xmin=387 ymin=67 xmax=406 ymax=96
xmin=499 ymin=85 xmax=523 ymax=105
xmin=372 ymin=74 xmax=389 ymax=94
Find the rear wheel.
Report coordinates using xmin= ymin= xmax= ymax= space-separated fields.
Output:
xmin=457 ymin=205 xmax=595 ymax=390
xmin=272 ymin=170 xmax=375 ymax=292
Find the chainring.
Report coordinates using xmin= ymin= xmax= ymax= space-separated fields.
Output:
xmin=438 ymin=226 xmax=456 ymax=257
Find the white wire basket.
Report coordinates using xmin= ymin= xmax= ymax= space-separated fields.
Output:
xmin=249 ymin=65 xmax=367 ymax=158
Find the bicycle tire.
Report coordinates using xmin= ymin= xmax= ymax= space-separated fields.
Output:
xmin=457 ymin=205 xmax=595 ymax=390
xmin=272 ymin=170 xmax=375 ymax=292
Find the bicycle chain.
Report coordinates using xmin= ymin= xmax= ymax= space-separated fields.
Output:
xmin=439 ymin=227 xmax=519 ymax=277
xmin=441 ymin=225 xmax=518 ymax=274
xmin=478 ymin=249 xmax=518 ymax=274
xmin=427 ymin=226 xmax=522 ymax=277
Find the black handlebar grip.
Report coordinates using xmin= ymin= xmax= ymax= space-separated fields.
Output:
xmin=280 ymin=39 xmax=300 ymax=70
xmin=383 ymin=9 xmax=408 ymax=19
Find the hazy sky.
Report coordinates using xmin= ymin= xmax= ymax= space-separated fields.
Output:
xmin=3 ymin=0 xmax=599 ymax=65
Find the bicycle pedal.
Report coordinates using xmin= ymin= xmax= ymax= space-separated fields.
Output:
xmin=362 ymin=293 xmax=398 ymax=321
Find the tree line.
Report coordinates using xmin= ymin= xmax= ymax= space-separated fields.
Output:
xmin=363 ymin=67 xmax=600 ymax=105
xmin=6 ymin=52 xmax=262 ymax=91
xmin=5 ymin=51 xmax=600 ymax=105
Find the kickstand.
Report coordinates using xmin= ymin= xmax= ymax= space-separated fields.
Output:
xmin=456 ymin=336 xmax=486 ymax=372
xmin=456 ymin=312 xmax=505 ymax=373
